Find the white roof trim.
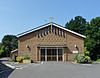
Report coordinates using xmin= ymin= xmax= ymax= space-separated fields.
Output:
xmin=17 ymin=22 xmax=86 ymax=38
xmin=53 ymin=23 xmax=86 ymax=38
xmin=17 ymin=23 xmax=51 ymax=37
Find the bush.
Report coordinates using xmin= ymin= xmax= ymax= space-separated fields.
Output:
xmin=84 ymin=51 xmax=90 ymax=56
xmin=23 ymin=52 xmax=30 ymax=60
xmin=16 ymin=56 xmax=23 ymax=62
xmin=75 ymin=54 xmax=91 ymax=63
xmin=96 ymin=59 xmax=100 ymax=62
xmin=84 ymin=56 xmax=91 ymax=63
xmin=84 ymin=47 xmax=90 ymax=56
xmin=75 ymin=54 xmax=85 ymax=63
xmin=16 ymin=52 xmax=30 ymax=63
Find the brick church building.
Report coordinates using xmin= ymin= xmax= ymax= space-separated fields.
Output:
xmin=11 ymin=22 xmax=86 ymax=62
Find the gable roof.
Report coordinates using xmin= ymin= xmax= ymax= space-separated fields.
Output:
xmin=17 ymin=22 xmax=86 ymax=38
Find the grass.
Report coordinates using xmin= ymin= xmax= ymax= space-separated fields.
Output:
xmin=96 ymin=59 xmax=100 ymax=62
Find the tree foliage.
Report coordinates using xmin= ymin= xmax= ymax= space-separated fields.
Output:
xmin=85 ymin=17 xmax=100 ymax=60
xmin=65 ymin=16 xmax=87 ymax=35
xmin=0 ymin=43 xmax=4 ymax=57
xmin=65 ymin=16 xmax=100 ymax=61
xmin=0 ymin=35 xmax=18 ymax=57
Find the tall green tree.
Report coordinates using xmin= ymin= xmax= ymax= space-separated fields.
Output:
xmin=65 ymin=16 xmax=100 ymax=60
xmin=85 ymin=17 xmax=100 ymax=60
xmin=0 ymin=43 xmax=4 ymax=57
xmin=2 ymin=35 xmax=18 ymax=57
xmin=65 ymin=16 xmax=87 ymax=35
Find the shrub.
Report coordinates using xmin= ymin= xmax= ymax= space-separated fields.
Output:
xmin=16 ymin=56 xmax=23 ymax=62
xmin=84 ymin=47 xmax=90 ymax=56
xmin=84 ymin=56 xmax=91 ymax=63
xmin=97 ymin=55 xmax=100 ymax=59
xmin=75 ymin=54 xmax=85 ymax=63
xmin=96 ymin=59 xmax=100 ymax=62
xmin=23 ymin=52 xmax=30 ymax=60
xmin=75 ymin=54 xmax=91 ymax=63
xmin=84 ymin=51 xmax=90 ymax=56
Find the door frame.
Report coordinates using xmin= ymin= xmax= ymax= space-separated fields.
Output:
xmin=39 ymin=47 xmax=64 ymax=61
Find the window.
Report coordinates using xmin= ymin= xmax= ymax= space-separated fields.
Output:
xmin=52 ymin=26 xmax=55 ymax=33
xmin=63 ymin=31 xmax=66 ymax=37
xmin=47 ymin=49 xmax=52 ymax=55
xmin=58 ymin=29 xmax=61 ymax=35
xmin=60 ymin=29 xmax=62 ymax=36
xmin=58 ymin=49 xmax=63 ymax=61
xmin=41 ymin=49 xmax=45 ymax=55
xmin=38 ymin=30 xmax=43 ymax=38
xmin=55 ymin=28 xmax=57 ymax=34
xmin=58 ymin=49 xmax=62 ymax=55
xmin=52 ymin=26 xmax=57 ymax=34
xmin=40 ymin=30 xmax=44 ymax=37
xmin=45 ymin=27 xmax=48 ymax=35
xmin=43 ymin=29 xmax=46 ymax=36
xmin=41 ymin=57 xmax=45 ymax=61
xmin=58 ymin=28 xmax=60 ymax=35
xmin=38 ymin=31 xmax=40 ymax=38
xmin=40 ymin=48 xmax=63 ymax=61
xmin=52 ymin=49 xmax=57 ymax=55
xmin=59 ymin=29 xmax=61 ymax=36
xmin=38 ymin=27 xmax=49 ymax=38
xmin=40 ymin=48 xmax=45 ymax=61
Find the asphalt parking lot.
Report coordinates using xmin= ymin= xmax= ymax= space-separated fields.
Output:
xmin=0 ymin=63 xmax=14 ymax=78
xmin=6 ymin=62 xmax=100 ymax=78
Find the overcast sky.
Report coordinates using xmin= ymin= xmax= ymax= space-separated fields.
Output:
xmin=0 ymin=0 xmax=100 ymax=42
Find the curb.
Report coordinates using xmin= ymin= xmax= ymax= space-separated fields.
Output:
xmin=71 ymin=62 xmax=77 ymax=64
xmin=4 ymin=63 xmax=15 ymax=69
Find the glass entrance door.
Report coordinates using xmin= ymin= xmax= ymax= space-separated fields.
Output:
xmin=47 ymin=49 xmax=57 ymax=61
xmin=40 ymin=47 xmax=63 ymax=61
xmin=58 ymin=49 xmax=63 ymax=61
xmin=40 ymin=48 xmax=45 ymax=61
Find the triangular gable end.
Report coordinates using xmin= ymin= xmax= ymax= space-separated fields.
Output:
xmin=17 ymin=22 xmax=86 ymax=38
